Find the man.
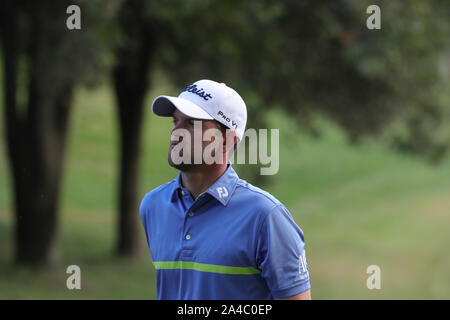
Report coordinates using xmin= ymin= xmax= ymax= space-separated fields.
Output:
xmin=140 ymin=79 xmax=311 ymax=300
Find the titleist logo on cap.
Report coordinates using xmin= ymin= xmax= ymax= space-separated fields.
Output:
xmin=181 ymin=84 xmax=213 ymax=101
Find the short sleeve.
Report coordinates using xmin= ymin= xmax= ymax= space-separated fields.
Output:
xmin=256 ymin=204 xmax=311 ymax=298
xmin=139 ymin=193 xmax=151 ymax=248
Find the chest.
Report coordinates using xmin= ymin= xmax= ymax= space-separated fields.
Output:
xmin=146 ymin=201 xmax=261 ymax=267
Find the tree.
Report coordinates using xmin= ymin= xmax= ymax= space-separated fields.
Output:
xmin=112 ymin=0 xmax=156 ymax=256
xmin=0 ymin=0 xmax=98 ymax=266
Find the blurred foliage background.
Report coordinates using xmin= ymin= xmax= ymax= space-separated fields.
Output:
xmin=0 ymin=0 xmax=449 ymax=299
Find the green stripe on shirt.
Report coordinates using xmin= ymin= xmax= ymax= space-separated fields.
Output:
xmin=153 ymin=261 xmax=261 ymax=275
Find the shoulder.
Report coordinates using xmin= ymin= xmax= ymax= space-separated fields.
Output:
xmin=233 ymin=178 xmax=285 ymax=216
xmin=139 ymin=179 xmax=175 ymax=215
xmin=233 ymin=178 xmax=302 ymax=234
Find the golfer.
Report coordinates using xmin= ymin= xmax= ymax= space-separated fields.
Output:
xmin=140 ymin=79 xmax=311 ymax=300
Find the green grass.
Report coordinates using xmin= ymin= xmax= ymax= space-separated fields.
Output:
xmin=1 ymin=82 xmax=449 ymax=299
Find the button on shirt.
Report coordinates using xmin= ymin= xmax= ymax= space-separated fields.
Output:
xmin=139 ymin=163 xmax=311 ymax=299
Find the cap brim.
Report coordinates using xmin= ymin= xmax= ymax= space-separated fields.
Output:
xmin=152 ymin=95 xmax=214 ymax=120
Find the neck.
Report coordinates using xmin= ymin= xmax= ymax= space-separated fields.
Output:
xmin=180 ymin=162 xmax=229 ymax=200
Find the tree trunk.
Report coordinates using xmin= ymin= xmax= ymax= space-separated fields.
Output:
xmin=14 ymin=89 xmax=72 ymax=266
xmin=115 ymin=91 xmax=144 ymax=256
xmin=1 ymin=0 xmax=74 ymax=266
xmin=113 ymin=0 xmax=154 ymax=257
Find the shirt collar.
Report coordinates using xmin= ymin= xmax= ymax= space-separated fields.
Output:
xmin=170 ymin=161 xmax=239 ymax=206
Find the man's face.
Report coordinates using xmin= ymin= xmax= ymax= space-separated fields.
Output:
xmin=168 ymin=109 xmax=226 ymax=171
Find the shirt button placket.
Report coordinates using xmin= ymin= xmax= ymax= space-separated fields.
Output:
xmin=183 ymin=208 xmax=194 ymax=245
xmin=185 ymin=210 xmax=194 ymax=242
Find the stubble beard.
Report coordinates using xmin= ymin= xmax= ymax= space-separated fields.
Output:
xmin=168 ymin=145 xmax=197 ymax=172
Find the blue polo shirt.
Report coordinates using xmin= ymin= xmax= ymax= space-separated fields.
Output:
xmin=139 ymin=163 xmax=311 ymax=300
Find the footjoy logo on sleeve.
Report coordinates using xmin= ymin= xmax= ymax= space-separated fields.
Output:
xmin=181 ymin=84 xmax=213 ymax=101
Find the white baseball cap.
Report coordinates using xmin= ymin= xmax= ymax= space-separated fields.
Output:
xmin=152 ymin=79 xmax=247 ymax=141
